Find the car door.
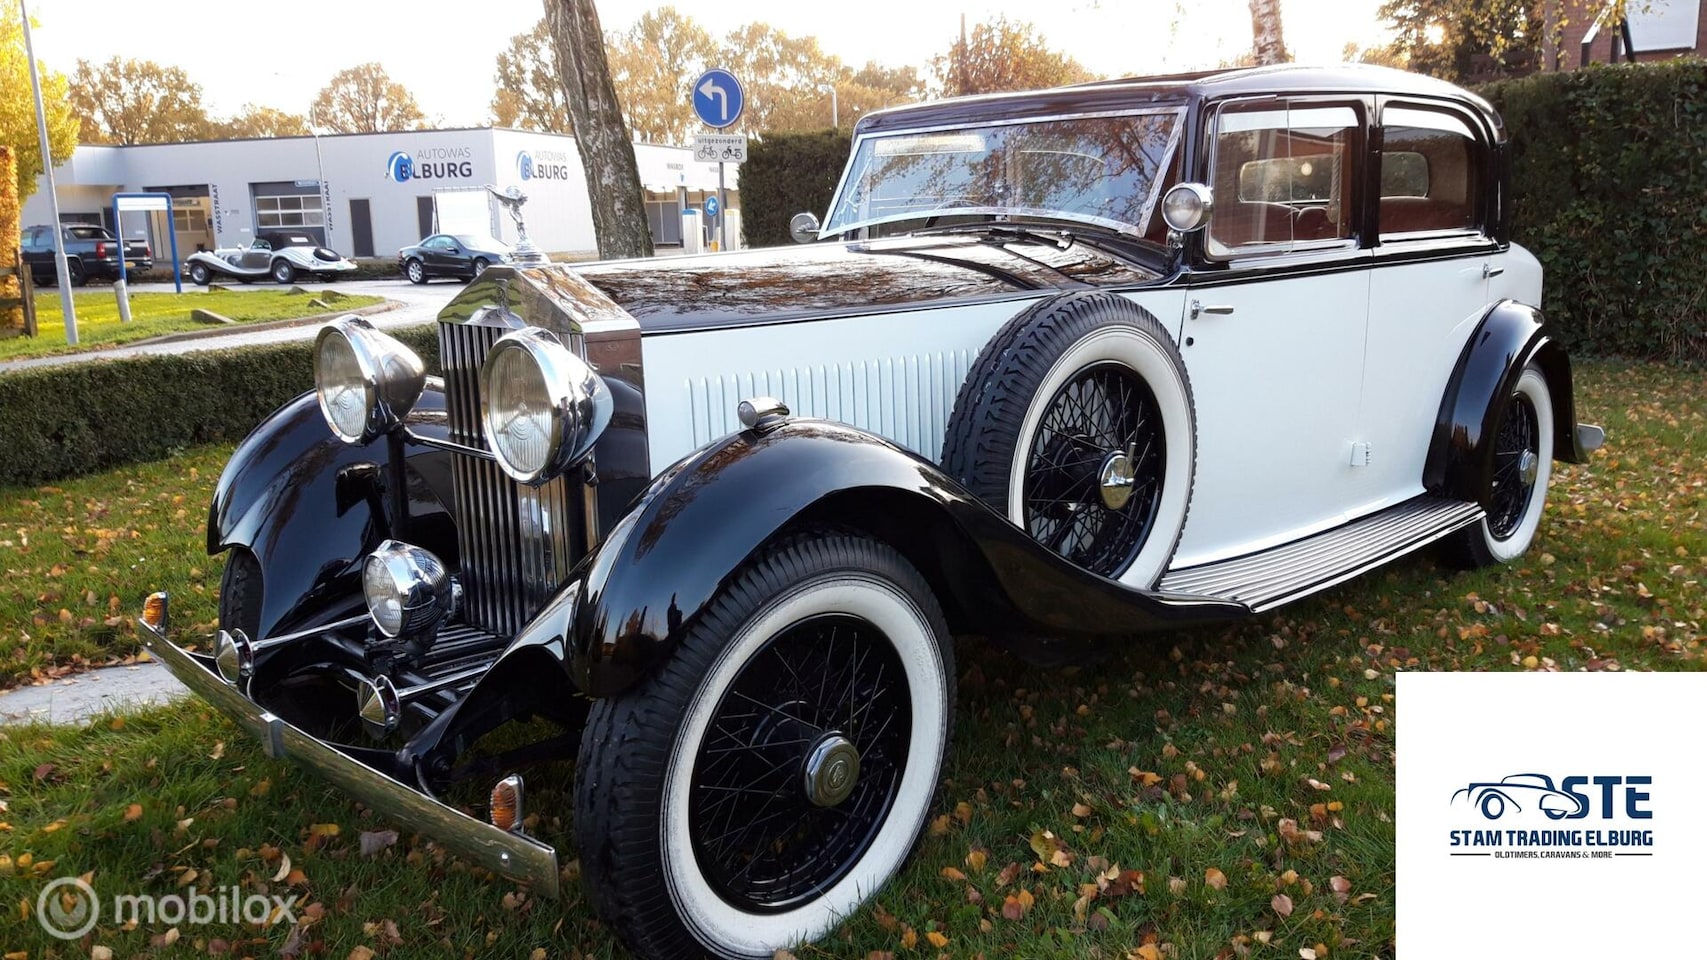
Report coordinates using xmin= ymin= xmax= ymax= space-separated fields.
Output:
xmin=1170 ymin=98 xmax=1373 ymax=569
xmin=1354 ymin=100 xmax=1495 ymax=513
xmin=422 ymin=236 xmax=457 ymax=276
xmin=241 ymin=239 xmax=272 ymax=271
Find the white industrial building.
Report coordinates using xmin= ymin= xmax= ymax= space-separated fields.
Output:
xmin=21 ymin=127 xmax=741 ymax=260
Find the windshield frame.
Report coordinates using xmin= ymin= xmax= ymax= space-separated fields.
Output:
xmin=820 ymin=106 xmax=1188 ymax=241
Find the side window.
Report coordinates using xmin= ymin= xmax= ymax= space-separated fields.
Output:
xmin=1209 ymin=102 xmax=1360 ymax=257
xmin=21 ymin=228 xmax=39 ymax=251
xmin=1378 ymin=106 xmax=1481 ymax=238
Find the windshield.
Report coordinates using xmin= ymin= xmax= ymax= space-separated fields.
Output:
xmin=824 ymin=110 xmax=1182 ymax=238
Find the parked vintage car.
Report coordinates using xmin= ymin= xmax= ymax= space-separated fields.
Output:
xmin=397 ymin=232 xmax=515 ymax=283
xmin=139 ymin=65 xmax=1602 ymax=959
xmin=21 ymin=223 xmax=152 ymax=285
xmin=184 ymin=231 xmax=357 ymax=285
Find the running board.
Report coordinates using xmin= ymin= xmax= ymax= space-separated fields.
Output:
xmin=1158 ymin=496 xmax=1483 ymax=612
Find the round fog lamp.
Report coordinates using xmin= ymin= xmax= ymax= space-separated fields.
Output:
xmin=362 ymin=540 xmax=453 ymax=638
xmin=1160 ymin=182 xmax=1215 ymax=233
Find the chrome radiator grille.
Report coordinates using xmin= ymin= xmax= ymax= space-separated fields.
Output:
xmin=440 ymin=321 xmax=582 ymax=636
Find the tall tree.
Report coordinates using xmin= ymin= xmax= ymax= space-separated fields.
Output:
xmin=491 ymin=20 xmax=571 ymax=133
xmin=68 ymin=57 xmax=213 ymax=144
xmin=310 ymin=63 xmax=425 ymax=134
xmin=604 ymin=6 xmax=717 ymax=144
xmin=930 ymin=17 xmax=1093 ymax=96
xmin=1377 ymin=0 xmax=1544 ymax=79
xmin=543 ymin=0 xmax=654 ymax=259
xmin=0 ymin=14 xmax=77 ymax=200
xmin=717 ymin=22 xmax=844 ymax=134
xmin=1248 ymin=0 xmax=1289 ymax=65
xmin=216 ymin=104 xmax=312 ymax=139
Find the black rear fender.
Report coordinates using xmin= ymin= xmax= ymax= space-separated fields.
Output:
xmin=1425 ymin=300 xmax=1590 ymax=504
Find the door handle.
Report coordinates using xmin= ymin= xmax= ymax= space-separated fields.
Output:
xmin=1483 ymin=263 xmax=1504 ymax=278
xmin=1191 ymin=300 xmax=1235 ymax=319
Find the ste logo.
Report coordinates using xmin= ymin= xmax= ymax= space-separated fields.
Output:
xmin=1450 ymin=773 xmax=1652 ymax=822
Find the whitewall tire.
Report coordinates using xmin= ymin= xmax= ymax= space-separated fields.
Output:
xmin=575 ymin=532 xmax=953 ymax=960
xmin=1448 ymin=364 xmax=1555 ymax=567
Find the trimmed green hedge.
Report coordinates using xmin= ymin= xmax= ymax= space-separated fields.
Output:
xmin=1483 ymin=60 xmax=1707 ymax=364
xmin=0 ymin=325 xmax=439 ymax=488
xmin=741 ymin=129 xmax=854 ymax=248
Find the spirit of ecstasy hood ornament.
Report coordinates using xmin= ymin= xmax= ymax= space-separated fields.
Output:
xmin=486 ymin=184 xmax=549 ymax=267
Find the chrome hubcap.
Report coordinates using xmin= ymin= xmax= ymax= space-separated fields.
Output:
xmin=803 ymin=734 xmax=861 ymax=807
xmin=1098 ymin=444 xmax=1138 ymax=510
xmin=1518 ymin=449 xmax=1539 ymax=486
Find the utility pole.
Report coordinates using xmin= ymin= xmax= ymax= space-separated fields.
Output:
xmin=19 ymin=1 xmax=76 ymax=343
xmin=958 ymin=13 xmax=967 ymax=96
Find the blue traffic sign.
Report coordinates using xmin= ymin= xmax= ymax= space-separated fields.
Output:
xmin=692 ymin=69 xmax=744 ymax=129
xmin=703 ymin=194 xmax=721 ymax=218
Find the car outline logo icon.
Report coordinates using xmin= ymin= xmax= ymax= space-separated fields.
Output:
xmin=386 ymin=151 xmax=414 ymax=183
xmin=1451 ymin=773 xmax=1589 ymax=820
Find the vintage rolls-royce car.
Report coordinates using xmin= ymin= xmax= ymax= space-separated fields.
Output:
xmin=139 ymin=65 xmax=1601 ymax=959
xmin=184 ymin=231 xmax=358 ymax=285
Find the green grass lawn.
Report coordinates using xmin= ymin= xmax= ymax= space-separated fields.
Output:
xmin=0 ymin=360 xmax=1700 ymax=958
xmin=0 ymin=289 xmax=386 ymax=361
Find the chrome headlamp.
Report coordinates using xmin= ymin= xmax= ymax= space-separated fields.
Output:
xmin=478 ymin=327 xmax=613 ymax=484
xmin=313 ymin=317 xmax=427 ymax=444
xmin=362 ymin=540 xmax=456 ymax=638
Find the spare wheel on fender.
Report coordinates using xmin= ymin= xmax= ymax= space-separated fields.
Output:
xmin=941 ymin=291 xmax=1196 ymax=588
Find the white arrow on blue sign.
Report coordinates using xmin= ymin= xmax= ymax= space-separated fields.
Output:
xmin=703 ymin=194 xmax=721 ymax=218
xmin=692 ymin=68 xmax=744 ymax=129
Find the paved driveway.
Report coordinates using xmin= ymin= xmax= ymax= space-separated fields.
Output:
xmin=3 ymin=277 xmax=462 ymax=372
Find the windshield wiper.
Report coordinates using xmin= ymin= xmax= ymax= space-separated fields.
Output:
xmin=914 ymin=221 xmax=1152 ymax=262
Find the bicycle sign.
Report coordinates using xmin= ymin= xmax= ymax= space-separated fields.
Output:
xmin=692 ymin=134 xmax=748 ymax=164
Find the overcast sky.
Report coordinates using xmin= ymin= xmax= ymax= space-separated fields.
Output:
xmin=25 ymin=0 xmax=1391 ymax=128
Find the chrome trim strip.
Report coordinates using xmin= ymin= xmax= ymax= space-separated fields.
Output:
xmin=406 ymin=430 xmax=497 ymax=461
xmin=139 ymin=619 xmax=559 ymax=897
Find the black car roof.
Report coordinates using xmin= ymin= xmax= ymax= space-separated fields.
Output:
xmin=855 ymin=64 xmax=1500 ymax=135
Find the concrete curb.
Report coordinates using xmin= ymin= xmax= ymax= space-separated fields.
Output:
xmin=120 ymin=298 xmax=402 ymax=348
xmin=0 ymin=661 xmax=187 ymax=726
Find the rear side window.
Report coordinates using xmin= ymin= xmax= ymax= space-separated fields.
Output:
xmin=1378 ymin=107 xmax=1481 ymax=237
xmin=66 ymin=226 xmax=109 ymax=241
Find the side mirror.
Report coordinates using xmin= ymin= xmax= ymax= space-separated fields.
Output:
xmin=1160 ymin=183 xmax=1214 ymax=234
xmin=789 ymin=211 xmax=821 ymax=244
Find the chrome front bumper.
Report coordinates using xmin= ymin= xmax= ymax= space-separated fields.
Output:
xmin=138 ymin=607 xmax=560 ymax=898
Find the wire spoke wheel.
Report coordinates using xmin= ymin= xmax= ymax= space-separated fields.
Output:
xmin=688 ymin=614 xmax=910 ymax=912
xmin=1022 ymin=361 xmax=1166 ymax=576
xmin=1487 ymin=390 xmax=1539 ymax=540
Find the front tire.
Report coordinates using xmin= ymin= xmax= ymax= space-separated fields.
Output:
xmin=1445 ymin=364 xmax=1554 ymax=568
xmin=472 ymin=257 xmax=490 ymax=278
xmin=405 ymin=258 xmax=426 ymax=284
xmin=271 ymin=260 xmax=296 ymax=284
xmin=575 ymin=531 xmax=954 ymax=960
xmin=217 ymin=547 xmax=263 ymax=640
xmin=189 ymin=262 xmax=212 ymax=286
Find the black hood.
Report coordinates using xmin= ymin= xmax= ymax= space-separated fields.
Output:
xmin=573 ymin=236 xmax=1160 ymax=333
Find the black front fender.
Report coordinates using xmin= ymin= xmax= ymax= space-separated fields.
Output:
xmin=562 ymin=419 xmax=1243 ymax=698
xmin=1424 ymin=300 xmax=1589 ymax=504
xmin=207 ymin=386 xmax=458 ymax=638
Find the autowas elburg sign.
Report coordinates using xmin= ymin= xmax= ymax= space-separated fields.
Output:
xmin=385 ymin=146 xmax=476 ymax=183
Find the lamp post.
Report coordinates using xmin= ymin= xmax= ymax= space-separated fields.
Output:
xmin=819 ymin=83 xmax=839 ymax=129
xmin=19 ymin=1 xmax=76 ymax=343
